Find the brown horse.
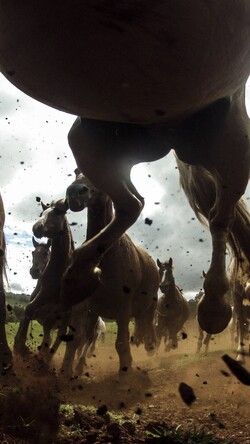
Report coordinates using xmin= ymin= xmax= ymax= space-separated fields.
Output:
xmin=14 ymin=200 xmax=73 ymax=356
xmin=1 ymin=3 xmax=250 ymax=334
xmin=29 ymin=237 xmax=51 ymax=280
xmin=156 ymin=258 xmax=190 ymax=351
xmin=61 ymin=169 xmax=159 ymax=376
xmin=0 ymin=192 xmax=12 ymax=372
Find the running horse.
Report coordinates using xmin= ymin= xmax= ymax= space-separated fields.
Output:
xmin=156 ymin=258 xmax=190 ymax=351
xmin=0 ymin=2 xmax=250 ymax=334
xmin=14 ymin=199 xmax=73 ymax=356
xmin=0 ymin=193 xmax=12 ymax=372
xmin=61 ymin=169 xmax=159 ymax=376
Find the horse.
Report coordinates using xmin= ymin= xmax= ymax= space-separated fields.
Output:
xmin=60 ymin=169 xmax=159 ymax=376
xmin=14 ymin=199 xmax=73 ymax=356
xmin=1 ymin=3 xmax=250 ymax=335
xmin=14 ymin=200 xmax=108 ymax=373
xmin=176 ymin=158 xmax=250 ymax=356
xmin=0 ymin=192 xmax=12 ymax=372
xmin=29 ymin=236 xmax=51 ymax=280
xmin=155 ymin=258 xmax=190 ymax=351
xmin=14 ymin=236 xmax=51 ymax=352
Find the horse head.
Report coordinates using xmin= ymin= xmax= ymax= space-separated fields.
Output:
xmin=30 ymin=237 xmax=51 ymax=279
xmin=33 ymin=199 xmax=69 ymax=240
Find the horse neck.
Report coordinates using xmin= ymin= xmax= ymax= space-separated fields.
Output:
xmin=86 ymin=196 xmax=113 ymax=240
xmin=47 ymin=219 xmax=73 ymax=273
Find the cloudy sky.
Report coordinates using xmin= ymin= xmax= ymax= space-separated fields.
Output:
xmin=0 ymin=74 xmax=249 ymax=299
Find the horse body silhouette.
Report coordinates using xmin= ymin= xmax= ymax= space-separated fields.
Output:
xmin=0 ymin=2 xmax=250 ymax=334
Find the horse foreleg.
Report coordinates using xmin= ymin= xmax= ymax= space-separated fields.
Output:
xmin=115 ymin=315 xmax=133 ymax=376
xmin=61 ymin=118 xmax=170 ymax=307
xmin=14 ymin=316 xmax=32 ymax=355
xmin=196 ymin=326 xmax=204 ymax=353
xmin=0 ymin=289 xmax=12 ymax=371
xmin=75 ymin=313 xmax=99 ymax=376
xmin=197 ymin=90 xmax=249 ymax=334
xmin=203 ymin=333 xmax=212 ymax=354
xmin=39 ymin=323 xmax=52 ymax=353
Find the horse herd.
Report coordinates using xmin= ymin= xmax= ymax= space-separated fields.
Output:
xmin=0 ymin=168 xmax=250 ymax=377
xmin=10 ymin=171 xmax=190 ymax=377
xmin=0 ymin=2 xmax=250 ymax=376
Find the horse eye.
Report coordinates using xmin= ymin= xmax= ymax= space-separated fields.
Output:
xmin=79 ymin=186 xmax=88 ymax=195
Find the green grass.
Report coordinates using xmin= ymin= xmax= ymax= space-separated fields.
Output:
xmin=145 ymin=424 xmax=233 ymax=443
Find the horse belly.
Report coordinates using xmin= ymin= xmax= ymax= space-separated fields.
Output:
xmin=1 ymin=1 xmax=250 ymax=123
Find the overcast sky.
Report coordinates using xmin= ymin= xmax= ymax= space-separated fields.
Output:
xmin=0 ymin=74 xmax=249 ymax=299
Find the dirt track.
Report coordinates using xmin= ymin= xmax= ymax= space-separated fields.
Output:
xmin=1 ymin=319 xmax=250 ymax=443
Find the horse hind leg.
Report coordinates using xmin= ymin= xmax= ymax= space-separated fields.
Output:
xmin=114 ymin=314 xmax=133 ymax=376
xmin=176 ymin=90 xmax=249 ymax=334
xmin=133 ymin=304 xmax=158 ymax=356
xmin=0 ymin=289 xmax=12 ymax=371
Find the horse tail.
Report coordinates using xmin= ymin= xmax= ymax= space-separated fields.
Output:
xmin=133 ymin=305 xmax=158 ymax=355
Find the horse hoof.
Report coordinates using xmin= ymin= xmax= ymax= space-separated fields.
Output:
xmin=198 ymin=295 xmax=232 ymax=334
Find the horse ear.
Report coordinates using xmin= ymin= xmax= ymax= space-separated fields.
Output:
xmin=74 ymin=167 xmax=81 ymax=178
xmin=169 ymin=257 xmax=173 ymax=267
xmin=41 ymin=201 xmax=48 ymax=211
xmin=203 ymin=270 xmax=207 ymax=278
xmin=55 ymin=198 xmax=69 ymax=213
xmin=156 ymin=258 xmax=161 ymax=267
xmin=32 ymin=236 xmax=39 ymax=248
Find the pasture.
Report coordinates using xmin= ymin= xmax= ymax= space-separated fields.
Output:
xmin=1 ymin=316 xmax=250 ymax=443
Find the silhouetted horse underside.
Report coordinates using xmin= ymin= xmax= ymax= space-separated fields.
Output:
xmin=0 ymin=2 xmax=250 ymax=334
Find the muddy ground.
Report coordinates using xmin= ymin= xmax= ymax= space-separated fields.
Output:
xmin=1 ymin=319 xmax=250 ymax=443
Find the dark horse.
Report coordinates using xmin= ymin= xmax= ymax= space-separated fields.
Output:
xmin=0 ymin=193 xmax=12 ymax=372
xmin=61 ymin=169 xmax=159 ymax=376
xmin=156 ymin=258 xmax=190 ymax=351
xmin=1 ymin=2 xmax=250 ymax=334
xmin=176 ymin=158 xmax=250 ymax=358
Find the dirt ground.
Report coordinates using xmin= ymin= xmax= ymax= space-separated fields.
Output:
xmin=1 ymin=319 xmax=250 ymax=443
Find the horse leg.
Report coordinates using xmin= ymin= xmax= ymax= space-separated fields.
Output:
xmin=60 ymin=310 xmax=83 ymax=378
xmin=134 ymin=302 xmax=158 ymax=356
xmin=61 ymin=118 xmax=171 ymax=306
xmin=176 ymin=90 xmax=249 ymax=334
xmin=0 ymin=288 xmax=12 ymax=371
xmin=196 ymin=326 xmax=204 ymax=353
xmin=115 ymin=314 xmax=133 ymax=376
xmin=14 ymin=316 xmax=33 ymax=355
xmin=233 ymin=291 xmax=247 ymax=363
xmin=75 ymin=313 xmax=99 ymax=376
xmin=38 ymin=323 xmax=52 ymax=353
xmin=48 ymin=312 xmax=71 ymax=360
xmin=203 ymin=333 xmax=212 ymax=354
